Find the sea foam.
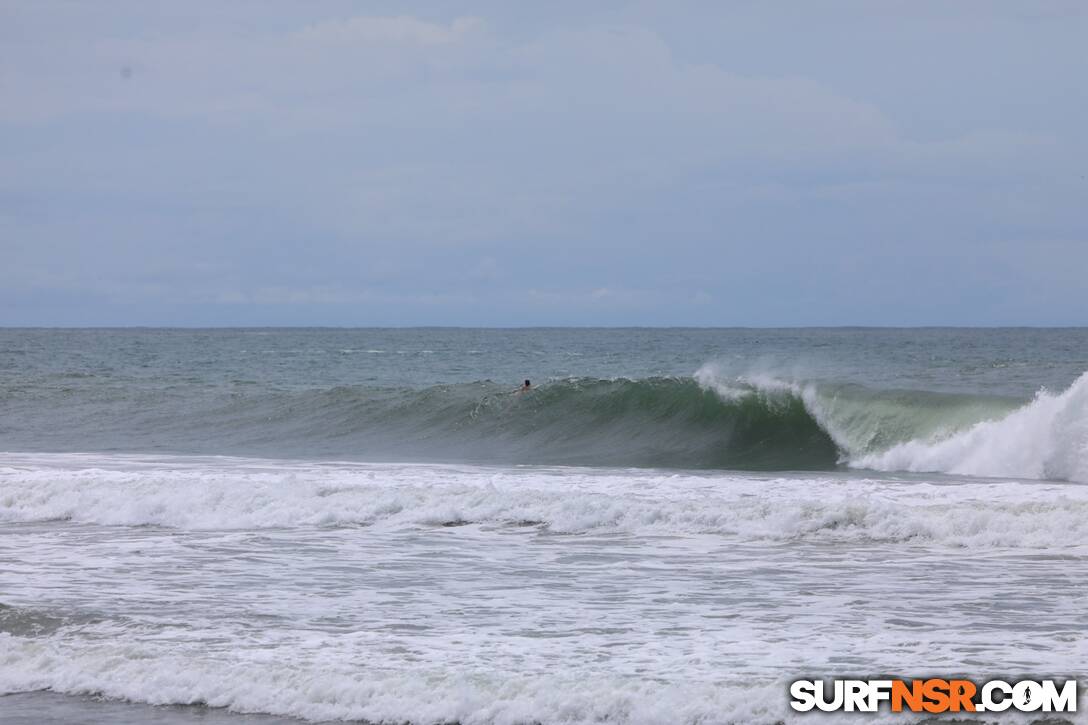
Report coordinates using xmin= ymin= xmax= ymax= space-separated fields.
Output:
xmin=695 ymin=366 xmax=1088 ymax=483
xmin=1 ymin=454 xmax=1085 ymax=548
xmin=0 ymin=634 xmax=795 ymax=725
xmin=852 ymin=371 xmax=1088 ymax=483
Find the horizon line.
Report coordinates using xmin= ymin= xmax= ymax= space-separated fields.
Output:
xmin=2 ymin=324 xmax=1087 ymax=331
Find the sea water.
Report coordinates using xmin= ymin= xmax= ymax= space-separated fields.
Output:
xmin=1 ymin=328 xmax=1086 ymax=723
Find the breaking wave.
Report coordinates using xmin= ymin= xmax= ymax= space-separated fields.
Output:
xmin=3 ymin=366 xmax=1086 ymax=481
xmin=698 ymin=366 xmax=1088 ymax=483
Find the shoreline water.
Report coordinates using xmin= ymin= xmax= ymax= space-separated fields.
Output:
xmin=3 ymin=453 xmax=1086 ymax=723
xmin=2 ymin=692 xmax=320 ymax=725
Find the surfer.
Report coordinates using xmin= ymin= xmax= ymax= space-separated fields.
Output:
xmin=516 ymin=379 xmax=531 ymax=394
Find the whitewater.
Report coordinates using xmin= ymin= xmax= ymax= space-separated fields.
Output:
xmin=3 ymin=454 xmax=1086 ymax=724
xmin=1 ymin=328 xmax=1086 ymax=724
xmin=692 ymin=365 xmax=1088 ymax=484
xmin=851 ymin=370 xmax=1088 ymax=483
xmin=3 ymin=454 xmax=1088 ymax=545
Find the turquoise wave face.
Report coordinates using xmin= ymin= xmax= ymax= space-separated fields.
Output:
xmin=0 ymin=371 xmax=1029 ymax=471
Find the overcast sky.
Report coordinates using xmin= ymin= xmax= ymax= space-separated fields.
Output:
xmin=2 ymin=1 xmax=1086 ymax=326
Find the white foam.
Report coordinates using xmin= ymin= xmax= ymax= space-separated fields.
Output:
xmin=694 ymin=364 xmax=805 ymax=402
xmin=0 ymin=634 xmax=795 ymax=724
xmin=695 ymin=364 xmax=1088 ymax=484
xmin=854 ymin=372 xmax=1088 ymax=483
xmin=1 ymin=453 xmax=1085 ymax=548
xmin=3 ymin=454 xmax=1085 ymax=724
xmin=0 ymin=624 xmax=1075 ymax=724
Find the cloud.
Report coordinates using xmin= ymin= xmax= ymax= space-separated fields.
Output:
xmin=294 ymin=15 xmax=483 ymax=47
xmin=0 ymin=4 xmax=1085 ymax=325
xmin=2 ymin=12 xmax=893 ymax=152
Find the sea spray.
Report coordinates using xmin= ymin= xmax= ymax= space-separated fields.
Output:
xmin=853 ymin=371 xmax=1088 ymax=482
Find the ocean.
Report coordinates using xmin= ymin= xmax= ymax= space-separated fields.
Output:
xmin=1 ymin=327 xmax=1085 ymax=724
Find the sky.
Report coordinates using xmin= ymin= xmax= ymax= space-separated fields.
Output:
xmin=1 ymin=1 xmax=1086 ymax=326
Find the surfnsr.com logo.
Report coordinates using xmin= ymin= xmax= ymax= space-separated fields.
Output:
xmin=789 ymin=678 xmax=1077 ymax=714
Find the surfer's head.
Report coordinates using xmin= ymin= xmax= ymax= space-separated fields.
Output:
xmin=524 ymin=380 xmax=531 ymax=387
